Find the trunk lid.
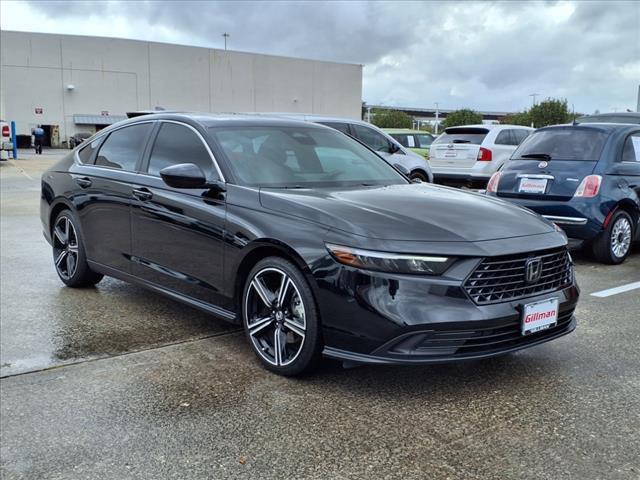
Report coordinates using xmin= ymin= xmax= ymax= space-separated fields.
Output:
xmin=429 ymin=127 xmax=488 ymax=169
xmin=497 ymin=159 xmax=598 ymax=200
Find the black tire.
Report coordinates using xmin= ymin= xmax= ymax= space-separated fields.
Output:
xmin=410 ymin=170 xmax=429 ymax=183
xmin=592 ymin=210 xmax=634 ymax=264
xmin=52 ymin=210 xmax=104 ymax=287
xmin=242 ymin=256 xmax=322 ymax=376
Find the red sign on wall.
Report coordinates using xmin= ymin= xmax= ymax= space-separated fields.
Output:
xmin=35 ymin=107 xmax=43 ymax=114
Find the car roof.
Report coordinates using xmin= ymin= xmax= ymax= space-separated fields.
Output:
xmin=577 ymin=112 xmax=640 ymax=120
xmin=444 ymin=124 xmax=532 ymax=130
xmin=536 ymin=122 xmax=638 ymax=134
xmin=105 ymin=112 xmax=330 ymax=131
xmin=248 ymin=112 xmax=380 ymax=127
xmin=383 ymin=128 xmax=429 ymax=134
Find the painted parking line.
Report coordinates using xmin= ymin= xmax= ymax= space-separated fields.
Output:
xmin=590 ymin=281 xmax=640 ymax=298
xmin=7 ymin=160 xmax=34 ymax=180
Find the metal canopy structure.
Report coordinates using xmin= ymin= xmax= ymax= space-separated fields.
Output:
xmin=73 ymin=114 xmax=128 ymax=126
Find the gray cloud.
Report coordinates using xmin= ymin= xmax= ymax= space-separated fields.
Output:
xmin=10 ymin=0 xmax=640 ymax=113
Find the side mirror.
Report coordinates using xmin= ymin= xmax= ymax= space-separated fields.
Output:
xmin=160 ymin=163 xmax=211 ymax=189
xmin=389 ymin=142 xmax=401 ymax=154
xmin=411 ymin=178 xmax=423 ymax=184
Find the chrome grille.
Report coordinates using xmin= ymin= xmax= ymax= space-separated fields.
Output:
xmin=464 ymin=248 xmax=573 ymax=305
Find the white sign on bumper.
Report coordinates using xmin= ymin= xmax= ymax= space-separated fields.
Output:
xmin=522 ymin=298 xmax=558 ymax=335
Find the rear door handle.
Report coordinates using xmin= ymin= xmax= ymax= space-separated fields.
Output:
xmin=132 ymin=188 xmax=153 ymax=201
xmin=74 ymin=177 xmax=92 ymax=188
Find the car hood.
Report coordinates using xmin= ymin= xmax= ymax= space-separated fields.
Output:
xmin=259 ymin=184 xmax=554 ymax=242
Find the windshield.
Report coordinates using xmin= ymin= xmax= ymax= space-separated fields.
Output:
xmin=209 ymin=126 xmax=408 ymax=188
xmin=513 ymin=128 xmax=609 ymax=161
xmin=432 ymin=128 xmax=489 ymax=145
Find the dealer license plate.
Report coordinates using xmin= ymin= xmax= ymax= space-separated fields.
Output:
xmin=518 ymin=177 xmax=548 ymax=194
xmin=521 ymin=298 xmax=558 ymax=335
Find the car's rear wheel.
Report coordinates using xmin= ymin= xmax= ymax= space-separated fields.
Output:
xmin=593 ymin=210 xmax=634 ymax=264
xmin=52 ymin=210 xmax=104 ymax=287
xmin=242 ymin=257 xmax=322 ymax=376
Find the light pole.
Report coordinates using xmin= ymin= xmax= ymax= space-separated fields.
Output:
xmin=222 ymin=32 xmax=230 ymax=50
xmin=529 ymin=93 xmax=540 ymax=108
xmin=528 ymin=93 xmax=540 ymax=128
xmin=434 ymin=102 xmax=439 ymax=134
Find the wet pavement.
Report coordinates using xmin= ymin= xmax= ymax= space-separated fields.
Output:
xmin=1 ymin=153 xmax=639 ymax=479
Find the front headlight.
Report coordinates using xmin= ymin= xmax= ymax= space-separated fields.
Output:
xmin=325 ymin=243 xmax=454 ymax=275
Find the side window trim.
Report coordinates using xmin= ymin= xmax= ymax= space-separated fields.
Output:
xmin=143 ymin=120 xmax=226 ymax=182
xmin=84 ymin=120 xmax=155 ymax=172
xmin=138 ymin=121 xmax=162 ymax=174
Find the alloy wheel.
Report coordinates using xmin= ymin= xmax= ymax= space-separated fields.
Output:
xmin=52 ymin=215 xmax=79 ymax=280
xmin=611 ymin=216 xmax=632 ymax=259
xmin=244 ymin=267 xmax=306 ymax=367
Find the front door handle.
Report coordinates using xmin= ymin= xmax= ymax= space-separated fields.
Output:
xmin=74 ymin=177 xmax=92 ymax=188
xmin=132 ymin=188 xmax=153 ymax=201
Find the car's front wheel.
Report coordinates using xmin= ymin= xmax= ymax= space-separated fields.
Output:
xmin=242 ymin=257 xmax=322 ymax=376
xmin=593 ymin=210 xmax=634 ymax=264
xmin=52 ymin=210 xmax=104 ymax=287
xmin=409 ymin=170 xmax=429 ymax=183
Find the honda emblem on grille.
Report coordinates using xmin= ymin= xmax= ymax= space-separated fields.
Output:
xmin=525 ymin=257 xmax=543 ymax=284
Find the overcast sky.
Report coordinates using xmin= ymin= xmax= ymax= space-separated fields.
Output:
xmin=2 ymin=0 xmax=638 ymax=113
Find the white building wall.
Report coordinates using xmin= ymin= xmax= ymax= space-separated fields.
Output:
xmin=0 ymin=30 xmax=362 ymax=143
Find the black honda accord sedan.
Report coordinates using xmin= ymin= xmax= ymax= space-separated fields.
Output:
xmin=41 ymin=113 xmax=579 ymax=375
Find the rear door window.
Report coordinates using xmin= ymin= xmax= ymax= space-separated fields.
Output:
xmin=433 ymin=127 xmax=489 ymax=145
xmin=621 ymin=133 xmax=640 ymax=162
xmin=95 ymin=123 xmax=153 ymax=170
xmin=77 ymin=138 xmax=101 ymax=164
xmin=513 ymin=128 xmax=609 ymax=161
xmin=513 ymin=129 xmax=531 ymax=145
xmin=494 ymin=130 xmax=515 ymax=146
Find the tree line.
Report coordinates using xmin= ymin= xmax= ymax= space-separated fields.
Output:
xmin=367 ymin=98 xmax=575 ymax=130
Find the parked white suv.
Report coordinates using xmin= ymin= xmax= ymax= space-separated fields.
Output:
xmin=1 ymin=120 xmax=12 ymax=161
xmin=429 ymin=124 xmax=533 ymax=187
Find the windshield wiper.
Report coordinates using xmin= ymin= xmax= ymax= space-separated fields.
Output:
xmin=452 ymin=139 xmax=470 ymax=144
xmin=521 ymin=153 xmax=552 ymax=160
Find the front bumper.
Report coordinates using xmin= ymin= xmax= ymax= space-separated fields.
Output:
xmin=324 ymin=312 xmax=576 ymax=366
xmin=316 ymin=252 xmax=579 ymax=366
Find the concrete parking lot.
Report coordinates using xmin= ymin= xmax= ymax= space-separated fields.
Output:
xmin=1 ymin=152 xmax=639 ymax=480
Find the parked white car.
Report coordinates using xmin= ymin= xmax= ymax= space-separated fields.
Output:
xmin=1 ymin=120 xmax=12 ymax=161
xmin=429 ymin=124 xmax=533 ymax=187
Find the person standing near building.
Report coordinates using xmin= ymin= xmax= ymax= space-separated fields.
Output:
xmin=33 ymin=125 xmax=45 ymax=155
